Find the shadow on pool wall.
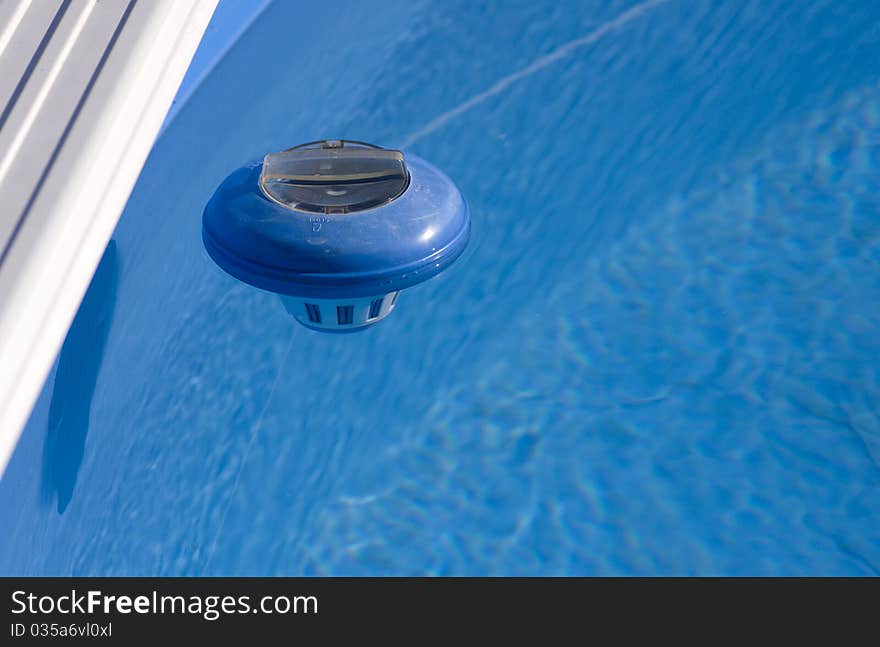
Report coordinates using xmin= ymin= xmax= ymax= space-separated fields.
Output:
xmin=41 ymin=241 xmax=118 ymax=514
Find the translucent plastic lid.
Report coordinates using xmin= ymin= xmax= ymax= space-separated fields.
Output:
xmin=259 ymin=140 xmax=409 ymax=214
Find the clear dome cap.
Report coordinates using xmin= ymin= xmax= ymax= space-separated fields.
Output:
xmin=259 ymin=140 xmax=409 ymax=214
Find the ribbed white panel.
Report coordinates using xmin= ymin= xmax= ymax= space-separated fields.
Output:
xmin=280 ymin=292 xmax=401 ymax=331
xmin=0 ymin=0 xmax=218 ymax=475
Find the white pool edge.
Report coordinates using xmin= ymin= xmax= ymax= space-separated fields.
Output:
xmin=0 ymin=0 xmax=218 ymax=476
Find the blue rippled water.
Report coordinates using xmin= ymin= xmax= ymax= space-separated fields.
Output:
xmin=1 ymin=0 xmax=879 ymax=575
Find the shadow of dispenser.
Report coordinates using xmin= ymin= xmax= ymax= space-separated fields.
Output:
xmin=202 ymin=140 xmax=470 ymax=332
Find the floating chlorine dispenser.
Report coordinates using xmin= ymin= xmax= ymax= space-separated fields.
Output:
xmin=202 ymin=140 xmax=470 ymax=332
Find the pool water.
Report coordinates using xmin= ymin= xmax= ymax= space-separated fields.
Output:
xmin=2 ymin=0 xmax=879 ymax=575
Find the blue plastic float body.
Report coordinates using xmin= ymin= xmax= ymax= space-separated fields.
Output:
xmin=202 ymin=154 xmax=470 ymax=299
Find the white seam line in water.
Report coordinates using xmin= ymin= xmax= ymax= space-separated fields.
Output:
xmin=399 ymin=0 xmax=671 ymax=149
xmin=0 ymin=0 xmax=96 ymax=185
xmin=203 ymin=331 xmax=296 ymax=574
